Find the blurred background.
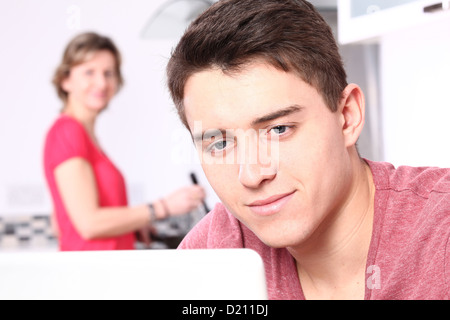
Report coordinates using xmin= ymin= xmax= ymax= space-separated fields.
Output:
xmin=0 ymin=0 xmax=449 ymax=251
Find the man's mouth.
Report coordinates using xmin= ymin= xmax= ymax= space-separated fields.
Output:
xmin=247 ymin=191 xmax=296 ymax=216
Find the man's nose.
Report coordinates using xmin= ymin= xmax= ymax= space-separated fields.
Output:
xmin=237 ymin=130 xmax=280 ymax=188
xmin=238 ymin=161 xmax=277 ymax=189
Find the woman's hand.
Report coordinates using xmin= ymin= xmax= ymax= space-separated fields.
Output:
xmin=163 ymin=185 xmax=206 ymax=216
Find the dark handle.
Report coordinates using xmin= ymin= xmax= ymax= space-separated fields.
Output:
xmin=424 ymin=1 xmax=450 ymax=13
xmin=190 ymin=172 xmax=210 ymax=214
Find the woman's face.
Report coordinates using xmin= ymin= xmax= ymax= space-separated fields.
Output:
xmin=62 ymin=50 xmax=119 ymax=113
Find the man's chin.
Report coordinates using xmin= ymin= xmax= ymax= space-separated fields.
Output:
xmin=253 ymin=230 xmax=302 ymax=249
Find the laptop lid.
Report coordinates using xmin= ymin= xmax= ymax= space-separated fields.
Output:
xmin=0 ymin=249 xmax=267 ymax=300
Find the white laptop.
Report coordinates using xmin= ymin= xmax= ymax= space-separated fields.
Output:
xmin=0 ymin=249 xmax=267 ymax=300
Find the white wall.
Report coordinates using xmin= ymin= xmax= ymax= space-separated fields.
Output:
xmin=0 ymin=0 xmax=216 ymax=216
xmin=380 ymin=17 xmax=450 ymax=168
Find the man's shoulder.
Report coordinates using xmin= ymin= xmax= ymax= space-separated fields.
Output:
xmin=368 ymin=160 xmax=450 ymax=198
xmin=178 ymin=203 xmax=245 ymax=249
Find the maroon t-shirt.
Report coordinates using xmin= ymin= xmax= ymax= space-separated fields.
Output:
xmin=178 ymin=160 xmax=450 ymax=299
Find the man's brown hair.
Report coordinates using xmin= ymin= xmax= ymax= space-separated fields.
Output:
xmin=167 ymin=0 xmax=348 ymax=129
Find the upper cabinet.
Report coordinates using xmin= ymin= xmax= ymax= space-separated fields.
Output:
xmin=338 ymin=0 xmax=450 ymax=44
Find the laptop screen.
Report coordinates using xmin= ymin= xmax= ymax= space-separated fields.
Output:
xmin=0 ymin=248 xmax=267 ymax=300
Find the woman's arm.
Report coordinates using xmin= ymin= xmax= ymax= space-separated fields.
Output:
xmin=54 ymin=157 xmax=206 ymax=240
xmin=54 ymin=157 xmax=157 ymax=240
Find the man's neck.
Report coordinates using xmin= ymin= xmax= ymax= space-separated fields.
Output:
xmin=288 ymin=159 xmax=375 ymax=300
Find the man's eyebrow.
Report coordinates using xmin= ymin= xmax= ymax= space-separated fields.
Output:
xmin=193 ymin=129 xmax=227 ymax=143
xmin=251 ymin=105 xmax=304 ymax=126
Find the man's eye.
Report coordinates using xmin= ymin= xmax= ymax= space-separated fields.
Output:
xmin=270 ymin=125 xmax=288 ymax=135
xmin=211 ymin=140 xmax=228 ymax=151
xmin=205 ymin=138 xmax=235 ymax=156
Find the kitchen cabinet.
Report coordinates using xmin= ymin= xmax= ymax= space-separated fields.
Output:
xmin=338 ymin=0 xmax=450 ymax=167
xmin=338 ymin=0 xmax=450 ymax=44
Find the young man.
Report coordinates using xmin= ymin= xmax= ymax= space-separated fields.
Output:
xmin=167 ymin=0 xmax=450 ymax=300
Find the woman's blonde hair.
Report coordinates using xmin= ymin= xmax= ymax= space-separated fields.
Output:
xmin=52 ymin=32 xmax=124 ymax=103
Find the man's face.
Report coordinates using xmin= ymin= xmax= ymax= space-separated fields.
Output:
xmin=184 ymin=63 xmax=354 ymax=249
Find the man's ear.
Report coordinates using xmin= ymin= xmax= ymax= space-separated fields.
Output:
xmin=339 ymin=84 xmax=365 ymax=148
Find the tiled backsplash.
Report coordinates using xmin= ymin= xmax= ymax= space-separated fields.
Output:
xmin=0 ymin=215 xmax=58 ymax=250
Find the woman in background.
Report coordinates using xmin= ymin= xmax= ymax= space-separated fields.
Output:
xmin=44 ymin=32 xmax=205 ymax=251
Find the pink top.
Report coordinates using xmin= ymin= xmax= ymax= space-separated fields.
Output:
xmin=43 ymin=115 xmax=135 ymax=251
xmin=178 ymin=160 xmax=450 ymax=300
